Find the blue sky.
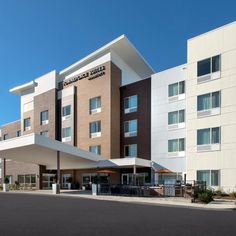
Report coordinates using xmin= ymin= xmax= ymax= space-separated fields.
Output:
xmin=0 ymin=0 xmax=236 ymax=125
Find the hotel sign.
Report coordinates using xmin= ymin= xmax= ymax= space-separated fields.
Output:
xmin=63 ymin=65 xmax=106 ymax=87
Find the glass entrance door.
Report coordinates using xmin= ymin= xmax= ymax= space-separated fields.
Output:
xmin=42 ymin=174 xmax=55 ymax=189
xmin=62 ymin=174 xmax=72 ymax=189
xmin=122 ymin=174 xmax=129 ymax=185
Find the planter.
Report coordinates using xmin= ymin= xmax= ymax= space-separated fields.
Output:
xmin=3 ymin=184 xmax=9 ymax=192
xmin=92 ymin=184 xmax=97 ymax=196
xmin=52 ymin=183 xmax=60 ymax=194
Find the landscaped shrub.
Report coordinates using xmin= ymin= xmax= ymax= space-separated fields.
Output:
xmin=9 ymin=184 xmax=20 ymax=191
xmin=214 ymin=188 xmax=228 ymax=197
xmin=229 ymin=191 xmax=236 ymax=199
xmin=4 ymin=176 xmax=9 ymax=184
xmin=198 ymin=190 xmax=214 ymax=203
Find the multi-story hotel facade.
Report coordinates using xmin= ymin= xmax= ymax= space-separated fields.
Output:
xmin=0 ymin=36 xmax=153 ymax=189
xmin=186 ymin=22 xmax=236 ymax=191
xmin=1 ymin=21 xmax=236 ymax=192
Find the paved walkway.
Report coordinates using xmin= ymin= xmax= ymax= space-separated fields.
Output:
xmin=2 ymin=189 xmax=236 ymax=210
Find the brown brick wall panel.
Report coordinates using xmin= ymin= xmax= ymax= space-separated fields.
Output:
xmin=120 ymin=78 xmax=151 ymax=160
xmin=33 ymin=89 xmax=57 ymax=139
xmin=1 ymin=120 xmax=21 ymax=139
xmin=76 ymin=61 xmax=111 ymax=158
xmin=22 ymin=110 xmax=34 ymax=135
xmin=110 ymin=62 xmax=121 ymax=159
xmin=1 ymin=121 xmax=42 ymax=188
xmin=63 ymin=61 xmax=121 ymax=159
xmin=6 ymin=160 xmax=40 ymax=189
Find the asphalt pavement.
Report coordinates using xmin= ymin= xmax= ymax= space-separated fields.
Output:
xmin=0 ymin=192 xmax=235 ymax=236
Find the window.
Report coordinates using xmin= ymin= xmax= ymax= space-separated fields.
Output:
xmin=168 ymin=81 xmax=185 ymax=97
xmin=18 ymin=174 xmax=36 ymax=187
xmin=82 ymin=173 xmax=108 ymax=186
xmin=40 ymin=131 xmax=49 ymax=137
xmin=124 ymin=144 xmax=137 ymax=157
xmin=197 ymin=127 xmax=220 ymax=145
xmin=168 ymin=110 xmax=185 ymax=125
xmin=197 ymin=92 xmax=220 ymax=111
xmin=24 ymin=118 xmax=31 ymax=131
xmin=62 ymin=105 xmax=71 ymax=117
xmin=197 ymin=55 xmax=220 ymax=77
xmin=179 ymin=81 xmax=185 ymax=94
xmin=89 ymin=145 xmax=101 ymax=155
xmin=90 ymin=97 xmax=101 ymax=113
xmin=124 ymin=95 xmax=138 ymax=113
xmin=168 ymin=138 xmax=185 ymax=152
xmin=16 ymin=130 xmax=21 ymax=137
xmin=121 ymin=173 xmax=149 ymax=185
xmin=197 ymin=58 xmax=211 ymax=77
xmin=211 ymin=170 xmax=220 ymax=186
xmin=3 ymin=134 xmax=9 ymax=140
xmin=90 ymin=121 xmax=101 ymax=138
xmin=124 ymin=120 xmax=137 ymax=137
xmin=212 ymin=55 xmax=220 ymax=73
xmin=62 ymin=127 xmax=71 ymax=138
xmin=40 ymin=110 xmax=48 ymax=125
xmin=197 ymin=170 xmax=219 ymax=186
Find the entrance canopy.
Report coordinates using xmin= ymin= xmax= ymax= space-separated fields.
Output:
xmin=0 ymin=134 xmax=104 ymax=169
xmin=97 ymin=157 xmax=151 ymax=168
xmin=0 ymin=133 xmax=151 ymax=170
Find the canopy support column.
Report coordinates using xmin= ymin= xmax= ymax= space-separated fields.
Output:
xmin=133 ymin=165 xmax=136 ymax=186
xmin=57 ymin=151 xmax=61 ymax=185
xmin=52 ymin=151 xmax=61 ymax=194
xmin=1 ymin=158 xmax=9 ymax=192
xmin=1 ymin=158 xmax=6 ymax=183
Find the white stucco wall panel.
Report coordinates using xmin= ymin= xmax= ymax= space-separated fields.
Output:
xmin=187 ymin=21 xmax=236 ymax=191
xmin=151 ymin=64 xmax=187 ymax=174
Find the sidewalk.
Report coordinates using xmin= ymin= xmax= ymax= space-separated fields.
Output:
xmin=2 ymin=190 xmax=236 ymax=210
xmin=62 ymin=191 xmax=236 ymax=210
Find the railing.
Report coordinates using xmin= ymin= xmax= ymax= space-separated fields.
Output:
xmin=97 ymin=181 xmax=207 ymax=198
xmin=98 ymin=184 xmax=151 ymax=197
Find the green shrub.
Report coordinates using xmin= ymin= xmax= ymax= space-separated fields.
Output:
xmin=4 ymin=177 xmax=9 ymax=184
xmin=214 ymin=188 xmax=228 ymax=197
xmin=229 ymin=191 xmax=236 ymax=199
xmin=9 ymin=184 xmax=20 ymax=191
xmin=198 ymin=190 xmax=214 ymax=203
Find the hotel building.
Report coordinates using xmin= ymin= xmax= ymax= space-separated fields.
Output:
xmin=0 ymin=36 xmax=153 ymax=189
xmin=1 ymin=21 xmax=236 ymax=192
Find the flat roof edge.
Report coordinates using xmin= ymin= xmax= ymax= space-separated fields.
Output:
xmin=9 ymin=81 xmax=36 ymax=95
xmin=0 ymin=119 xmax=21 ymax=128
xmin=124 ymin=36 xmax=155 ymax=74
xmin=59 ymin=35 xmax=126 ymax=75
xmin=152 ymin=63 xmax=187 ymax=76
xmin=188 ymin=21 xmax=236 ymax=42
xmin=59 ymin=34 xmax=155 ymax=76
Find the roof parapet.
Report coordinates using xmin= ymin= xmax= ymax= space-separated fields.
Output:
xmin=10 ymin=81 xmax=37 ymax=95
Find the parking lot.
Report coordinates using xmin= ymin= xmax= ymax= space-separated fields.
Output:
xmin=0 ymin=192 xmax=236 ymax=236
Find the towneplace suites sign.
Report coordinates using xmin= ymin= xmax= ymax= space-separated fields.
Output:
xmin=63 ymin=65 xmax=106 ymax=87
